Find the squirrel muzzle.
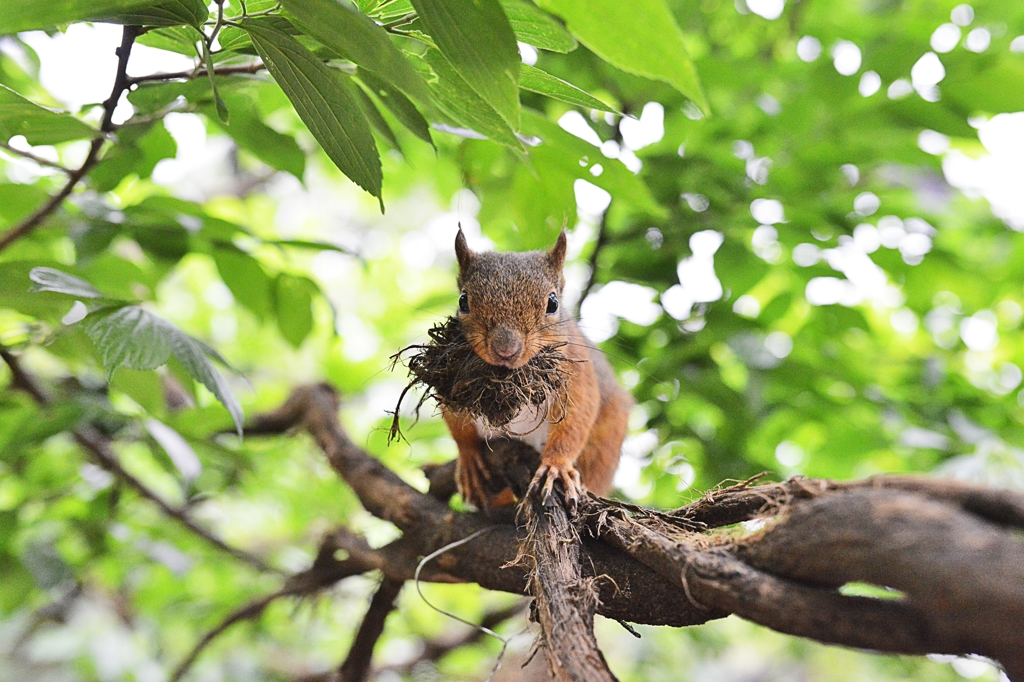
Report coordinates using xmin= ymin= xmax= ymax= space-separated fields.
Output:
xmin=487 ymin=323 xmax=526 ymax=368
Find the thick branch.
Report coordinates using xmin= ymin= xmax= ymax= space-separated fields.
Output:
xmin=523 ymin=497 xmax=616 ymax=682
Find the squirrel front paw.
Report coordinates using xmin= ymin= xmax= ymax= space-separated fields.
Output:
xmin=456 ymin=452 xmax=491 ymax=510
xmin=528 ymin=462 xmax=583 ymax=508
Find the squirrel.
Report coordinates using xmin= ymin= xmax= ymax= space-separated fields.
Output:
xmin=442 ymin=229 xmax=633 ymax=509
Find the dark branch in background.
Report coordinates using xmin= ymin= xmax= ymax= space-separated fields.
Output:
xmin=170 ymin=534 xmax=375 ymax=682
xmin=0 ymin=141 xmax=73 ymax=173
xmin=1 ymin=349 xmax=276 ymax=574
xmin=338 ymin=578 xmax=404 ymax=682
xmin=576 ymin=208 xmax=610 ymax=316
xmin=0 ymin=26 xmax=139 ymax=253
xmin=377 ymin=601 xmax=527 ymax=676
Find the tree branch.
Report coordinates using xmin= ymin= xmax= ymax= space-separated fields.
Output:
xmin=338 ymin=578 xmax=404 ymax=682
xmin=0 ymin=25 xmax=139 ymax=253
xmin=1 ymin=349 xmax=277 ymax=574
xmin=0 ymin=141 xmax=73 ymax=173
xmin=127 ymin=61 xmax=265 ymax=85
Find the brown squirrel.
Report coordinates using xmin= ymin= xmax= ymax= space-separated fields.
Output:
xmin=443 ymin=229 xmax=632 ymax=509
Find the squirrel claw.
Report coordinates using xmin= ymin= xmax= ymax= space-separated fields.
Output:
xmin=457 ymin=454 xmax=491 ymax=510
xmin=528 ymin=463 xmax=583 ymax=509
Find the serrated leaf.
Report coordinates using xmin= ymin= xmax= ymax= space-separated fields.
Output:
xmin=499 ymin=0 xmax=576 ymax=53
xmin=243 ymin=18 xmax=383 ymax=207
xmin=355 ymin=86 xmax=400 ymax=151
xmin=356 ymin=69 xmax=433 ymax=148
xmin=534 ymin=0 xmax=707 ymax=114
xmin=418 ymin=48 xmax=522 ymax=150
xmin=90 ymin=0 xmax=210 ymax=28
xmin=411 ymin=0 xmax=521 ymax=128
xmin=279 ymin=0 xmax=430 ymax=105
xmin=80 ymin=305 xmax=243 ymax=433
xmin=0 ymin=0 xmax=154 ymax=34
xmin=274 ymin=274 xmax=315 ymax=348
xmin=519 ymin=64 xmax=616 ymax=113
xmin=29 ymin=267 xmax=103 ymax=299
xmin=0 ymin=84 xmax=97 ymax=145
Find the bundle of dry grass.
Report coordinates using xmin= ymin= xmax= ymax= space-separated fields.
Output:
xmin=389 ymin=317 xmax=578 ymax=442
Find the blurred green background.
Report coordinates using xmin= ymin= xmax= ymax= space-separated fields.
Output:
xmin=1 ymin=0 xmax=1023 ymax=679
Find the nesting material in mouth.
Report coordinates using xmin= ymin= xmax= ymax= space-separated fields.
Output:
xmin=389 ymin=317 xmax=578 ymax=442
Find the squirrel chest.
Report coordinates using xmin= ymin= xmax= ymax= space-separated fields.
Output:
xmin=473 ymin=398 xmax=552 ymax=454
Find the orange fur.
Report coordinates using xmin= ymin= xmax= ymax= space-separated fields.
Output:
xmin=445 ymin=230 xmax=632 ymax=508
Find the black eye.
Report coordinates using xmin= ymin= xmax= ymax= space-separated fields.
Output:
xmin=459 ymin=291 xmax=470 ymax=314
xmin=546 ymin=292 xmax=558 ymax=315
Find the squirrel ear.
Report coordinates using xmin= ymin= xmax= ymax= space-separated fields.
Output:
xmin=549 ymin=230 xmax=567 ymax=270
xmin=454 ymin=228 xmax=474 ymax=270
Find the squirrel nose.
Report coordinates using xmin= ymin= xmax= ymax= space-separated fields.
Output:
xmin=490 ymin=327 xmax=524 ymax=363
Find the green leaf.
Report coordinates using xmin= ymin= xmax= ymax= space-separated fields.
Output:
xmin=410 ymin=0 xmax=521 ymax=128
xmin=210 ymin=93 xmax=305 ymax=179
xmin=136 ymin=25 xmax=202 ymax=56
xmin=274 ymin=274 xmax=315 ymax=348
xmin=80 ymin=305 xmax=244 ymax=433
xmin=519 ymin=64 xmax=616 ymax=113
xmin=499 ymin=0 xmax=576 ymax=53
xmin=0 ymin=84 xmax=97 ymax=145
xmin=279 ymin=0 xmax=430 ymax=105
xmin=92 ymin=0 xmax=210 ymax=28
xmin=356 ymin=69 xmax=433 ymax=148
xmin=419 ymin=48 xmax=522 ymax=150
xmin=28 ymin=267 xmax=103 ymax=299
xmin=212 ymin=245 xmax=273 ymax=321
xmin=0 ymin=0 xmax=154 ymax=34
xmin=520 ymin=110 xmax=666 ymax=218
xmin=534 ymin=0 xmax=707 ymax=114
xmin=243 ymin=18 xmax=383 ymax=207
xmin=90 ymin=120 xmax=177 ymax=192
xmin=355 ymin=86 xmax=401 ymax=151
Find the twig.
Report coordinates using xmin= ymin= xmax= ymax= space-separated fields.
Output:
xmin=1 ymin=349 xmax=277 ymax=574
xmin=170 ymin=553 xmax=373 ymax=682
xmin=576 ymin=209 xmax=610 ymax=316
xmin=338 ymin=578 xmax=404 ymax=682
xmin=0 ymin=25 xmax=139 ymax=254
xmin=170 ymin=589 xmax=289 ymax=682
xmin=0 ymin=141 xmax=72 ymax=173
xmin=127 ymin=62 xmax=265 ymax=85
xmin=379 ymin=601 xmax=526 ymax=675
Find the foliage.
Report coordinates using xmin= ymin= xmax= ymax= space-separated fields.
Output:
xmin=0 ymin=0 xmax=1023 ymax=679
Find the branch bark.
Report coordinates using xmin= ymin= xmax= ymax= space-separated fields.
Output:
xmin=250 ymin=384 xmax=1024 ymax=681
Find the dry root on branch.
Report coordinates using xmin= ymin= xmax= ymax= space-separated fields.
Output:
xmin=388 ymin=316 xmax=578 ymax=441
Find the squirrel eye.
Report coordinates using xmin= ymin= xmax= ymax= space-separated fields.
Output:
xmin=546 ymin=292 xmax=558 ymax=315
xmin=458 ymin=291 xmax=470 ymax=314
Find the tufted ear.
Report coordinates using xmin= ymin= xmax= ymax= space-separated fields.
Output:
xmin=548 ymin=230 xmax=567 ymax=271
xmin=454 ymin=228 xmax=474 ymax=270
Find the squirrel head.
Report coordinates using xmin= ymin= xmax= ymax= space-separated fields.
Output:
xmin=454 ymin=229 xmax=568 ymax=369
